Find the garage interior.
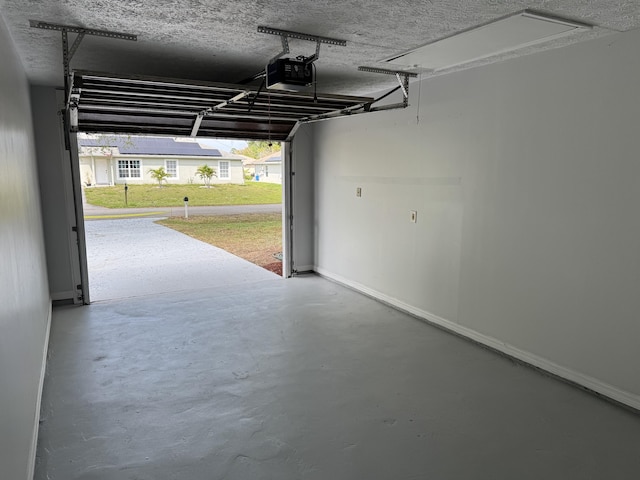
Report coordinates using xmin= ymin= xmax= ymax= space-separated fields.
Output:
xmin=2 ymin=1 xmax=640 ymax=479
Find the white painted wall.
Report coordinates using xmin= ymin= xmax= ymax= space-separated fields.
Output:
xmin=291 ymin=124 xmax=315 ymax=272
xmin=0 ymin=15 xmax=52 ymax=480
xmin=253 ymin=162 xmax=283 ymax=184
xmin=313 ymin=28 xmax=640 ymax=408
xmin=32 ymin=86 xmax=80 ymax=302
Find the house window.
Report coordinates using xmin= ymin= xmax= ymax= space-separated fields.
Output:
xmin=219 ymin=161 xmax=230 ymax=179
xmin=118 ymin=159 xmax=141 ymax=178
xmin=166 ymin=160 xmax=177 ymax=178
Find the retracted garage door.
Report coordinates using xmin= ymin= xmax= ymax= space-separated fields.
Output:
xmin=69 ymin=70 xmax=374 ymax=140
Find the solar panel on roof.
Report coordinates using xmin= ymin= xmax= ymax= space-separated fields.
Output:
xmin=78 ymin=136 xmax=222 ymax=157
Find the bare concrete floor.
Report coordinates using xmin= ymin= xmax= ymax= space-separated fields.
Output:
xmin=37 ymin=276 xmax=640 ymax=480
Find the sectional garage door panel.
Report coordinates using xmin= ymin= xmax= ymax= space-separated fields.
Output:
xmin=70 ymin=71 xmax=373 ymax=140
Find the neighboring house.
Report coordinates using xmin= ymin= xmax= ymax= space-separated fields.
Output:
xmin=250 ymin=151 xmax=283 ymax=184
xmin=234 ymin=153 xmax=255 ymax=179
xmin=78 ymin=135 xmax=245 ymax=186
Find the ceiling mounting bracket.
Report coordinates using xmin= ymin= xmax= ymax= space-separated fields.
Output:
xmin=30 ymin=20 xmax=137 ymax=149
xmin=358 ymin=66 xmax=417 ymax=109
xmin=30 ymin=20 xmax=137 ymax=105
xmin=270 ymin=35 xmax=290 ymax=64
xmin=258 ymin=26 xmax=346 ymax=64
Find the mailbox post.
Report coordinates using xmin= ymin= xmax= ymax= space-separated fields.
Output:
xmin=184 ymin=196 xmax=189 ymax=219
xmin=124 ymin=183 xmax=128 ymax=206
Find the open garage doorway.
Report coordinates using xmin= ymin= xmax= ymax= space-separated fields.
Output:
xmin=78 ymin=133 xmax=286 ymax=302
xmin=63 ymin=70 xmax=368 ymax=304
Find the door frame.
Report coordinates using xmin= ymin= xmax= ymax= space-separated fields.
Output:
xmin=282 ymin=141 xmax=293 ymax=277
xmin=66 ymin=128 xmax=91 ymax=304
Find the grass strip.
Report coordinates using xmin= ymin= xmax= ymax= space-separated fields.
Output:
xmin=157 ymin=213 xmax=282 ymax=267
xmin=85 ymin=183 xmax=282 ymax=208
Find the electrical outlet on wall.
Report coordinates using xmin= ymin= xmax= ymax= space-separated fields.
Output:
xmin=356 ymin=187 xmax=362 ymax=197
xmin=410 ymin=210 xmax=417 ymax=223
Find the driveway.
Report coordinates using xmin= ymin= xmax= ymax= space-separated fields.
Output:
xmin=86 ymin=217 xmax=279 ymax=302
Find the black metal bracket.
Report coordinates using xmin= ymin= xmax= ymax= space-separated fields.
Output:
xmin=258 ymin=25 xmax=346 ymax=66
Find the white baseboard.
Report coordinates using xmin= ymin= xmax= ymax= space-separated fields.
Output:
xmin=315 ymin=267 xmax=640 ymax=412
xmin=28 ymin=300 xmax=52 ymax=480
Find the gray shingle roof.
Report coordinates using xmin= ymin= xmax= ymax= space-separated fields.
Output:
xmin=78 ymin=136 xmax=222 ymax=157
xmin=258 ymin=151 xmax=282 ymax=163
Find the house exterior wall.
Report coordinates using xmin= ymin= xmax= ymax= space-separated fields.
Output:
xmin=79 ymin=154 xmax=244 ymax=185
xmin=254 ymin=162 xmax=282 ymax=184
xmin=32 ymin=87 xmax=80 ymax=302
xmin=313 ymin=28 xmax=640 ymax=409
xmin=0 ymin=15 xmax=51 ymax=480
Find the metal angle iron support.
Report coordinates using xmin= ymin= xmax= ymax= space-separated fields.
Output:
xmin=258 ymin=25 xmax=346 ymax=66
xmin=29 ymin=20 xmax=137 ymax=40
xmin=357 ymin=66 xmax=417 ymax=110
xmin=68 ymin=32 xmax=86 ymax=61
xmin=190 ymin=114 xmax=204 ymax=137
xmin=257 ymin=26 xmax=347 ymax=47
xmin=396 ymin=73 xmax=408 ymax=99
xmin=30 ymin=20 xmax=137 ymax=105
xmin=270 ymin=35 xmax=290 ymax=65
xmin=190 ymin=90 xmax=252 ymax=137
xmin=302 ymin=39 xmax=322 ymax=65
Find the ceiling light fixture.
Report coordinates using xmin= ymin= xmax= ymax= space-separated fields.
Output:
xmin=384 ymin=10 xmax=591 ymax=72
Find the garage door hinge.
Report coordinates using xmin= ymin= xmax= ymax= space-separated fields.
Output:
xmin=72 ymin=226 xmax=78 ymax=232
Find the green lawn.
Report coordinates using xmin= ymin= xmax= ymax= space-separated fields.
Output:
xmin=84 ymin=183 xmax=282 ymax=208
xmin=157 ymin=213 xmax=282 ymax=267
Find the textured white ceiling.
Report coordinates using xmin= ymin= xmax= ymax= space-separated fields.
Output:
xmin=1 ymin=1 xmax=638 ymax=95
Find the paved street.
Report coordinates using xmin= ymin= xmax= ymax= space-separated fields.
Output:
xmin=84 ymin=202 xmax=282 ymax=219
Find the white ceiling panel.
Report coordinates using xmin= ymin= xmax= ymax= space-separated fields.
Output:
xmin=385 ymin=11 xmax=591 ymax=71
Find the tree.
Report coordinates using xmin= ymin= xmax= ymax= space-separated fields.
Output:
xmin=85 ymin=133 xmax=135 ymax=157
xmin=196 ymin=164 xmax=217 ymax=188
xmin=232 ymin=140 xmax=281 ymax=159
xmin=148 ymin=166 xmax=169 ymax=186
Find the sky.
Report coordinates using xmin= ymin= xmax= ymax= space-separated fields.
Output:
xmin=197 ymin=137 xmax=247 ymax=153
